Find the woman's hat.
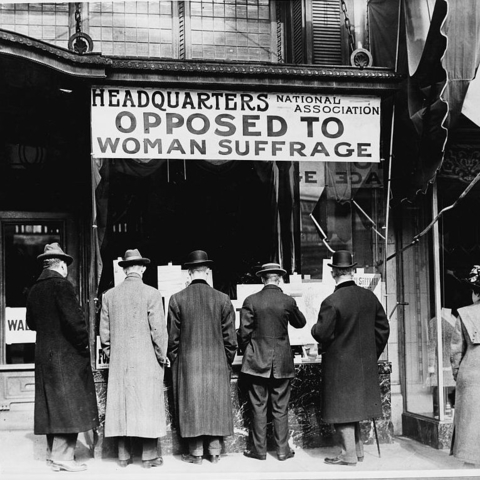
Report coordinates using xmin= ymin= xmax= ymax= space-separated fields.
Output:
xmin=256 ymin=262 xmax=287 ymax=277
xmin=463 ymin=265 xmax=480 ymax=289
xmin=327 ymin=250 xmax=357 ymax=268
xmin=183 ymin=250 xmax=213 ymax=268
xmin=118 ymin=249 xmax=151 ymax=267
xmin=37 ymin=243 xmax=73 ymax=266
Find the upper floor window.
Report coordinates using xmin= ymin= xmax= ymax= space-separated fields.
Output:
xmin=0 ymin=1 xmax=364 ymax=66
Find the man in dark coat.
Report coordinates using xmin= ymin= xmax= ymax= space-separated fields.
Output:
xmin=311 ymin=250 xmax=389 ymax=467
xmin=239 ymin=263 xmax=306 ymax=461
xmin=26 ymin=243 xmax=99 ymax=472
xmin=167 ymin=250 xmax=237 ymax=465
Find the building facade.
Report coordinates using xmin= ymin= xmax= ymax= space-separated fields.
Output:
xmin=5 ymin=0 xmax=474 ymax=454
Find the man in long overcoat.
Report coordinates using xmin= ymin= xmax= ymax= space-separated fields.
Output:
xmin=239 ymin=262 xmax=306 ymax=461
xmin=167 ymin=250 xmax=237 ymax=465
xmin=100 ymin=249 xmax=168 ymax=468
xmin=311 ymin=250 xmax=389 ymax=466
xmin=26 ymin=243 xmax=99 ymax=473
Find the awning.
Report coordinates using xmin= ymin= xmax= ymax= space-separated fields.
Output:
xmin=370 ymin=0 xmax=480 ymax=203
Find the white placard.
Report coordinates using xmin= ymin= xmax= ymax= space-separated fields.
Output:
xmin=91 ymin=87 xmax=381 ymax=162
xmin=5 ymin=307 xmax=36 ymax=345
xmin=96 ymin=335 xmax=109 ymax=370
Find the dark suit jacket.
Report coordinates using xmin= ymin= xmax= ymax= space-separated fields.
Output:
xmin=311 ymin=280 xmax=390 ymax=423
xmin=239 ymin=284 xmax=306 ymax=379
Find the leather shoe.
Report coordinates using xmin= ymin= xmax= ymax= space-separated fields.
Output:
xmin=142 ymin=457 xmax=163 ymax=468
xmin=181 ymin=454 xmax=202 ymax=465
xmin=324 ymin=456 xmax=356 ymax=466
xmin=277 ymin=450 xmax=295 ymax=461
xmin=118 ymin=458 xmax=133 ymax=468
xmin=358 ymin=456 xmax=364 ymax=462
xmin=243 ymin=449 xmax=266 ymax=461
xmin=210 ymin=454 xmax=220 ymax=464
xmin=51 ymin=460 xmax=87 ymax=472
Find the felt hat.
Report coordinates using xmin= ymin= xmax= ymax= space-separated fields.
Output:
xmin=256 ymin=262 xmax=287 ymax=277
xmin=118 ymin=249 xmax=151 ymax=267
xmin=327 ymin=250 xmax=357 ymax=268
xmin=37 ymin=243 xmax=73 ymax=266
xmin=183 ymin=250 xmax=213 ymax=268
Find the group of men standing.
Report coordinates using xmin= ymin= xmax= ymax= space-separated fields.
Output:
xmin=26 ymin=243 xmax=389 ymax=472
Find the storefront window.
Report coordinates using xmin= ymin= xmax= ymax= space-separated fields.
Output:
xmin=2 ymin=222 xmax=61 ymax=365
xmin=400 ymin=193 xmax=452 ymax=420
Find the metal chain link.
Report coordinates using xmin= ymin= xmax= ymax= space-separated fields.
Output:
xmin=340 ymin=0 xmax=356 ymax=54
xmin=75 ymin=3 xmax=82 ymax=33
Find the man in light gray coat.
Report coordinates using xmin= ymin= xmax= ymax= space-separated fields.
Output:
xmin=100 ymin=249 xmax=169 ymax=469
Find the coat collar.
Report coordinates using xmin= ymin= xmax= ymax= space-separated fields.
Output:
xmin=262 ymin=284 xmax=283 ymax=292
xmin=190 ymin=279 xmax=209 ymax=286
xmin=125 ymin=272 xmax=142 ymax=281
xmin=37 ymin=269 xmax=65 ymax=282
xmin=334 ymin=280 xmax=355 ymax=291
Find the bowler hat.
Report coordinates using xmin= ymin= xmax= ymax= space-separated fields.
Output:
xmin=118 ymin=249 xmax=151 ymax=267
xmin=183 ymin=250 xmax=213 ymax=268
xmin=37 ymin=243 xmax=73 ymax=266
xmin=256 ymin=262 xmax=287 ymax=277
xmin=327 ymin=250 xmax=357 ymax=268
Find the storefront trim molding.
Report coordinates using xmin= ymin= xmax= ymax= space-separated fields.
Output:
xmin=0 ymin=28 xmax=403 ymax=90
xmin=402 ymin=412 xmax=453 ymax=450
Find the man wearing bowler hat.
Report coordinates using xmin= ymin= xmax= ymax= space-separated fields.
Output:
xmin=239 ymin=262 xmax=306 ymax=461
xmin=26 ymin=243 xmax=99 ymax=472
xmin=100 ymin=249 xmax=168 ymax=468
xmin=311 ymin=250 xmax=389 ymax=466
xmin=167 ymin=250 xmax=237 ymax=465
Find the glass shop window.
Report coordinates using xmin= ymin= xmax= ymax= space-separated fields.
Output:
xmin=3 ymin=222 xmax=61 ymax=365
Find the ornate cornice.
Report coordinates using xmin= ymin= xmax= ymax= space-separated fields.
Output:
xmin=0 ymin=28 xmax=403 ymax=85
xmin=0 ymin=29 xmax=108 ymax=66
xmin=440 ymin=145 xmax=480 ymax=183
xmin=108 ymin=57 xmax=402 ymax=81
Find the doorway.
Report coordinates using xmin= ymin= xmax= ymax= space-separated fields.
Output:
xmin=0 ymin=211 xmax=78 ymax=428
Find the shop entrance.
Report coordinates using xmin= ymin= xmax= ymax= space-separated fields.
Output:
xmin=0 ymin=212 xmax=78 ymax=429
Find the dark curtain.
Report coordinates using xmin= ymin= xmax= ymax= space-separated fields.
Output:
xmin=93 ymin=159 xmax=296 ymax=297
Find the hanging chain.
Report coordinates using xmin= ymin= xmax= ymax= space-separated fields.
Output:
xmin=75 ymin=3 xmax=82 ymax=34
xmin=340 ymin=0 xmax=356 ymax=54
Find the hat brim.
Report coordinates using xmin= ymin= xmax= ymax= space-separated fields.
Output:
xmin=37 ymin=253 xmax=73 ymax=266
xmin=118 ymin=258 xmax=150 ymax=267
xmin=256 ymin=268 xmax=287 ymax=277
xmin=327 ymin=262 xmax=357 ymax=268
xmin=184 ymin=260 xmax=214 ymax=268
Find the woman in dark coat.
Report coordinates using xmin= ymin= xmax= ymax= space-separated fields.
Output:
xmin=26 ymin=243 xmax=99 ymax=472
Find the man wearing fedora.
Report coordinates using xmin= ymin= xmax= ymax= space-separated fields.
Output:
xmin=167 ymin=250 xmax=237 ymax=465
xmin=26 ymin=243 xmax=99 ymax=472
xmin=100 ymin=249 xmax=168 ymax=468
xmin=239 ymin=262 xmax=306 ymax=461
xmin=311 ymin=250 xmax=389 ymax=466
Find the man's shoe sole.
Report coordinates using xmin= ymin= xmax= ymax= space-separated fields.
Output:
xmin=243 ymin=450 xmax=266 ymax=461
xmin=324 ymin=456 xmax=356 ymax=466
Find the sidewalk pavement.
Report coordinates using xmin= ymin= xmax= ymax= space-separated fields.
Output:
xmin=1 ymin=430 xmax=480 ymax=480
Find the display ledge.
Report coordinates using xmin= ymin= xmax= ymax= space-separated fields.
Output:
xmin=0 ymin=363 xmax=35 ymax=371
xmin=232 ymin=354 xmax=322 ymax=366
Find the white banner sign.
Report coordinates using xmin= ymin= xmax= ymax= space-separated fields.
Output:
xmin=5 ymin=307 xmax=36 ymax=345
xmin=91 ymin=87 xmax=381 ymax=162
